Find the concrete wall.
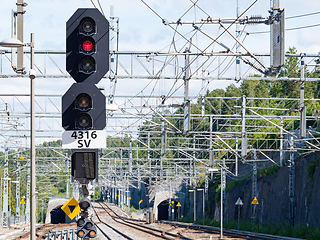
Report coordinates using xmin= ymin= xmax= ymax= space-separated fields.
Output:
xmin=153 ymin=191 xmax=185 ymax=221
xmin=45 ymin=198 xmax=74 ymax=224
xmin=220 ymin=151 xmax=320 ymax=226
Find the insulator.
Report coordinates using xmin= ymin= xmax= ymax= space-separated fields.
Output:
xmin=247 ymin=15 xmax=263 ymax=24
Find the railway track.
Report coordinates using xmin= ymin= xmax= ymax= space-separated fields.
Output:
xmin=93 ymin=202 xmax=193 ymax=239
xmin=13 ymin=223 xmax=77 ymax=240
xmin=94 ymin=202 xmax=303 ymax=240
xmin=159 ymin=220 xmax=304 ymax=240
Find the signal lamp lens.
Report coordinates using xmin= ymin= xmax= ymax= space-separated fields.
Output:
xmin=78 ymin=230 xmax=85 ymax=237
xmin=82 ymin=40 xmax=94 ymax=52
xmin=80 ymin=200 xmax=90 ymax=210
xmin=89 ymin=230 xmax=96 ymax=237
xmin=76 ymin=93 xmax=92 ymax=111
xmin=86 ymin=222 xmax=93 ymax=228
xmin=81 ymin=18 xmax=95 ymax=34
xmin=76 ymin=113 xmax=92 ymax=129
xmin=80 ymin=57 xmax=95 ymax=73
xmin=78 ymin=218 xmax=85 ymax=227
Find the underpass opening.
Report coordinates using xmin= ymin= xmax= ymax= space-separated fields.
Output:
xmin=158 ymin=200 xmax=169 ymax=220
xmin=157 ymin=199 xmax=180 ymax=220
xmin=50 ymin=205 xmax=65 ymax=224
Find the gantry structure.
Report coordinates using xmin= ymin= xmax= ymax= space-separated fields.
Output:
xmin=0 ymin=0 xmax=320 ymax=226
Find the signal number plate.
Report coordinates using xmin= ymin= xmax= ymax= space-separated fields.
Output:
xmin=62 ymin=130 xmax=106 ymax=149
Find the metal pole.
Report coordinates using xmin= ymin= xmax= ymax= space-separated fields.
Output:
xmin=0 ymin=178 xmax=2 ymax=230
xmin=202 ymin=189 xmax=204 ymax=225
xmin=193 ymin=136 xmax=196 ymax=223
xmin=169 ymin=182 xmax=171 ymax=220
xmin=300 ymin=54 xmax=306 ymax=138
xmin=16 ymin=0 xmax=24 ymax=73
xmin=241 ymin=95 xmax=247 ymax=157
xmin=238 ymin=204 xmax=240 ymax=230
xmin=30 ymin=32 xmax=36 ymax=240
xmin=289 ymin=136 xmax=295 ymax=225
xmin=209 ymin=116 xmax=213 ymax=179
xmin=183 ymin=48 xmax=190 ymax=133
xmin=2 ymin=150 xmax=9 ymax=228
xmin=15 ymin=158 xmax=21 ymax=224
xmin=280 ymin=117 xmax=283 ymax=166
xmin=148 ymin=132 xmax=151 ymax=184
xmin=235 ymin=138 xmax=238 ymax=176
xmin=129 ymin=137 xmax=132 ymax=173
xmin=220 ymin=168 xmax=223 ymax=239
xmin=109 ymin=5 xmax=115 ymax=103
xmin=252 ymin=151 xmax=257 ymax=232
xmin=236 ymin=0 xmax=241 ymax=80
xmin=201 ymin=70 xmax=205 ymax=117
xmin=160 ymin=105 xmax=165 ymax=181
xmin=8 ymin=180 xmax=11 ymax=229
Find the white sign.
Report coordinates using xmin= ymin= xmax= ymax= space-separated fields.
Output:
xmin=235 ymin=197 xmax=243 ymax=206
xmin=62 ymin=130 xmax=106 ymax=149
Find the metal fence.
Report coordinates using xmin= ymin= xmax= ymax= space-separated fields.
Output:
xmin=45 ymin=229 xmax=81 ymax=240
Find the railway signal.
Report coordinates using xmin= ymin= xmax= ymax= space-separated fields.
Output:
xmin=66 ymin=8 xmax=109 ymax=84
xmin=76 ymin=217 xmax=97 ymax=238
xmin=63 ymin=8 xmax=109 ymax=181
xmin=62 ymin=82 xmax=106 ymax=131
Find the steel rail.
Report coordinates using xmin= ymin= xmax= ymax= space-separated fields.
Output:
xmin=97 ymin=202 xmax=192 ymax=240
xmin=160 ymin=221 xmax=304 ymax=240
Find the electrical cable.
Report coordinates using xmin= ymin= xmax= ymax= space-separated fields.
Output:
xmin=179 ymin=0 xmax=200 ymax=20
xmin=161 ymin=0 xmax=260 ymax=103
xmin=250 ymin=23 xmax=320 ymax=34
xmin=190 ymin=0 xmax=211 ymax=18
xmin=96 ymin=0 xmax=105 ymax=16
xmin=89 ymin=0 xmax=98 ymax=9
xmin=286 ymin=11 xmax=320 ymax=19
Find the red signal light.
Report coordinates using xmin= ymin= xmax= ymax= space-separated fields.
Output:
xmin=82 ymin=40 xmax=94 ymax=52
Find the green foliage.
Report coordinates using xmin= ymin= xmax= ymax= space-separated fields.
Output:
xmin=257 ymin=164 xmax=280 ymax=178
xmin=225 ymin=175 xmax=249 ymax=193
xmin=271 ymin=46 xmax=315 ymax=99
xmin=94 ymin=187 xmax=101 ymax=200
xmin=307 ymin=155 xmax=320 ymax=187
xmin=123 ymin=205 xmax=140 ymax=214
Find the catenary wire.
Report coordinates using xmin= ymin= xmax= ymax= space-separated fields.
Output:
xmin=250 ymin=23 xmax=320 ymax=34
xmin=286 ymin=11 xmax=320 ymax=19
xmin=89 ymin=0 xmax=98 ymax=9
xmin=161 ymin=0 xmax=259 ymax=103
xmin=97 ymin=0 xmax=105 ymax=16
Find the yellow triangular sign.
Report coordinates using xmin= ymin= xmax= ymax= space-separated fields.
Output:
xmin=251 ymin=197 xmax=259 ymax=205
xmin=177 ymin=202 xmax=181 ymax=207
xmin=20 ymin=199 xmax=26 ymax=204
xmin=61 ymin=197 xmax=81 ymax=220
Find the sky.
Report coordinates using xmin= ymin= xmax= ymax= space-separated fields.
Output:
xmin=0 ymin=0 xmax=317 ymax=52
xmin=0 ymin=0 xmax=319 ymax=145
xmin=0 ymin=0 xmax=319 ymax=93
